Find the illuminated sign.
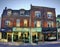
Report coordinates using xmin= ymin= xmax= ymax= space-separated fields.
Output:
xmin=13 ymin=27 xmax=29 ymax=32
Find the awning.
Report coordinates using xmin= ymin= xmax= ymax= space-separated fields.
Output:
xmin=1 ymin=28 xmax=12 ymax=32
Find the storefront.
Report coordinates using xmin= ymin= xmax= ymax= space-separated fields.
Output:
xmin=0 ymin=27 xmax=42 ymax=43
xmin=57 ymin=28 xmax=60 ymax=39
xmin=31 ymin=28 xmax=43 ymax=43
xmin=0 ymin=28 xmax=12 ymax=42
xmin=12 ymin=27 xmax=30 ymax=43
xmin=43 ymin=31 xmax=57 ymax=41
xmin=42 ymin=28 xmax=57 ymax=41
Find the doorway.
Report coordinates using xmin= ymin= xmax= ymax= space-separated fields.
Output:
xmin=32 ymin=32 xmax=38 ymax=43
xmin=7 ymin=32 xmax=12 ymax=42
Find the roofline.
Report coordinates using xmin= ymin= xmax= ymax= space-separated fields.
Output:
xmin=31 ymin=4 xmax=55 ymax=9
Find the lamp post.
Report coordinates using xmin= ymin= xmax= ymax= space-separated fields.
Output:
xmin=29 ymin=11 xmax=32 ymax=44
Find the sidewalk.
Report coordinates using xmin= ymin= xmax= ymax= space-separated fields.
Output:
xmin=0 ymin=40 xmax=60 ymax=46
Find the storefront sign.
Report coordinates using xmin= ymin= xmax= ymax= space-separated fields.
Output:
xmin=13 ymin=27 xmax=22 ymax=31
xmin=31 ymin=28 xmax=42 ymax=32
xmin=36 ymin=28 xmax=42 ymax=32
xmin=31 ymin=28 xmax=36 ymax=32
xmin=13 ymin=27 xmax=30 ymax=32
xmin=13 ymin=27 xmax=42 ymax=32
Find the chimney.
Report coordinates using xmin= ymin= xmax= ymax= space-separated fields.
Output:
xmin=5 ymin=7 xmax=7 ymax=10
xmin=30 ymin=4 xmax=32 ymax=7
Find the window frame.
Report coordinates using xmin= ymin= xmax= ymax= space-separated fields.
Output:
xmin=16 ymin=19 xmax=20 ymax=27
xmin=35 ymin=11 xmax=41 ymax=17
xmin=20 ymin=11 xmax=25 ymax=16
xmin=24 ymin=19 xmax=28 ymax=27
xmin=7 ymin=10 xmax=12 ymax=16
xmin=47 ymin=12 xmax=53 ymax=18
xmin=5 ymin=20 xmax=11 ymax=27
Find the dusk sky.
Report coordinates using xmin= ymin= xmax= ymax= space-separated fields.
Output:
xmin=0 ymin=0 xmax=60 ymax=17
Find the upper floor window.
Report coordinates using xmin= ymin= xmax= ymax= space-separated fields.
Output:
xmin=35 ymin=11 xmax=41 ymax=17
xmin=24 ymin=19 xmax=28 ymax=27
xmin=25 ymin=11 xmax=30 ymax=16
xmin=47 ymin=21 xmax=53 ymax=27
xmin=16 ymin=19 xmax=20 ymax=27
xmin=34 ymin=21 xmax=41 ymax=27
xmin=20 ymin=11 xmax=25 ymax=16
xmin=47 ymin=12 xmax=53 ymax=18
xmin=57 ymin=21 xmax=60 ymax=27
xmin=5 ymin=20 xmax=11 ymax=26
xmin=13 ymin=12 xmax=18 ymax=16
xmin=7 ymin=10 xmax=12 ymax=16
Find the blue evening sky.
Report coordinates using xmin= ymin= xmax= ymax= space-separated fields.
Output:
xmin=0 ymin=0 xmax=60 ymax=17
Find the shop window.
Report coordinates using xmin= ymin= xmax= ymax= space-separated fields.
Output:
xmin=16 ymin=19 xmax=20 ymax=27
xmin=24 ymin=19 xmax=28 ymax=27
xmin=48 ymin=33 xmax=56 ymax=40
xmin=7 ymin=10 xmax=12 ymax=16
xmin=35 ymin=11 xmax=41 ymax=17
xmin=47 ymin=12 xmax=53 ymax=18
xmin=5 ymin=20 xmax=11 ymax=27
xmin=2 ymin=32 xmax=7 ymax=39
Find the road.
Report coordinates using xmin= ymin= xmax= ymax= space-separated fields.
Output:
xmin=0 ymin=43 xmax=60 ymax=47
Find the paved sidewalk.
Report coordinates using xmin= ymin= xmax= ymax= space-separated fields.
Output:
xmin=0 ymin=40 xmax=60 ymax=46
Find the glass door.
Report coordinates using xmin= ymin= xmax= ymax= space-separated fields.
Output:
xmin=7 ymin=32 xmax=12 ymax=42
xmin=32 ymin=32 xmax=38 ymax=43
xmin=13 ymin=32 xmax=18 ymax=42
xmin=23 ymin=32 xmax=29 ymax=43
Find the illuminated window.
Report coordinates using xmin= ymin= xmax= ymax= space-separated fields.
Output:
xmin=5 ymin=20 xmax=11 ymax=26
xmin=35 ymin=11 xmax=41 ymax=17
xmin=47 ymin=12 xmax=52 ymax=18
xmin=7 ymin=10 xmax=12 ymax=16
xmin=24 ymin=19 xmax=27 ymax=27
xmin=34 ymin=21 xmax=41 ymax=27
xmin=47 ymin=21 xmax=53 ymax=27
xmin=16 ymin=19 xmax=20 ymax=27
xmin=37 ymin=21 xmax=41 ymax=27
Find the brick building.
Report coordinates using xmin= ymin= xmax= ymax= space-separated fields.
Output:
xmin=0 ymin=5 xmax=57 ymax=43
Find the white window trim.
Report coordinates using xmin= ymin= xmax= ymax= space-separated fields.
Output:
xmin=16 ymin=19 xmax=20 ymax=27
xmin=35 ymin=11 xmax=41 ymax=17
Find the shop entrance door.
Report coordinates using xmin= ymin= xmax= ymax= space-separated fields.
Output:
xmin=13 ymin=32 xmax=18 ymax=42
xmin=23 ymin=32 xmax=29 ymax=43
xmin=32 ymin=32 xmax=38 ymax=43
xmin=7 ymin=33 xmax=12 ymax=42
